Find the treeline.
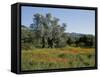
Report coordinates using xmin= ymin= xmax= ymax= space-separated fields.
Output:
xmin=66 ymin=34 xmax=95 ymax=48
xmin=21 ymin=13 xmax=95 ymax=50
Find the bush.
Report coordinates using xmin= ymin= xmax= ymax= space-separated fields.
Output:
xmin=58 ymin=53 xmax=66 ymax=58
xmin=21 ymin=43 xmax=34 ymax=50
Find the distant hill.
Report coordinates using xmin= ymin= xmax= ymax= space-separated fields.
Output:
xmin=67 ymin=32 xmax=84 ymax=38
xmin=66 ymin=32 xmax=94 ymax=40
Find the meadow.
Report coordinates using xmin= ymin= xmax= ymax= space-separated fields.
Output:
xmin=21 ymin=46 xmax=95 ymax=70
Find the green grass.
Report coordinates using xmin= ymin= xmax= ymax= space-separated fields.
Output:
xmin=21 ymin=47 xmax=95 ymax=70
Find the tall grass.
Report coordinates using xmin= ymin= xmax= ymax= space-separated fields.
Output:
xmin=21 ymin=47 xmax=95 ymax=70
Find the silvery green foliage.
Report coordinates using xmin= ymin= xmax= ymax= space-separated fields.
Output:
xmin=29 ymin=13 xmax=67 ymax=48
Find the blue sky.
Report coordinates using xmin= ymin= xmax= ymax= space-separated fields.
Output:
xmin=21 ymin=6 xmax=95 ymax=35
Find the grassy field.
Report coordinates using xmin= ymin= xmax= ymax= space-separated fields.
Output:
xmin=21 ymin=47 xmax=95 ymax=71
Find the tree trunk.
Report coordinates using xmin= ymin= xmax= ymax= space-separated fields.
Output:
xmin=42 ymin=37 xmax=45 ymax=48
